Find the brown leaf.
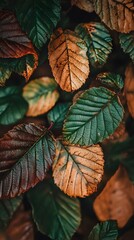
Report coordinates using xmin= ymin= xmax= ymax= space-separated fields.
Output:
xmin=53 ymin=141 xmax=104 ymax=197
xmin=93 ymin=0 xmax=134 ymax=33
xmin=71 ymin=0 xmax=94 ymax=13
xmin=94 ymin=166 xmax=134 ymax=228
xmin=48 ymin=28 xmax=90 ymax=92
xmin=124 ymin=63 xmax=134 ymax=118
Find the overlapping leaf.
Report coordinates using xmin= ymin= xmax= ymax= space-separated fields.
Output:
xmin=75 ymin=22 xmax=112 ymax=67
xmin=93 ymin=0 xmax=134 ymax=33
xmin=63 ymin=87 xmax=124 ymax=146
xmin=48 ymin=28 xmax=89 ymax=92
xmin=96 ymin=73 xmax=124 ymax=91
xmin=28 ymin=179 xmax=81 ymax=240
xmin=88 ymin=220 xmax=118 ymax=240
xmin=0 ymin=68 xmax=11 ymax=86
xmin=93 ymin=166 xmax=134 ymax=228
xmin=23 ymin=77 xmax=59 ymax=117
xmin=0 ymin=123 xmax=55 ymax=198
xmin=53 ymin=141 xmax=104 ymax=197
xmin=14 ymin=0 xmax=61 ymax=49
xmin=0 ymin=86 xmax=28 ymax=125
xmin=120 ymin=32 xmax=134 ymax=63
xmin=71 ymin=0 xmax=94 ymax=13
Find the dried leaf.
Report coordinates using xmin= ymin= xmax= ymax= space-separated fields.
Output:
xmin=71 ymin=0 xmax=94 ymax=13
xmin=93 ymin=0 xmax=134 ymax=33
xmin=23 ymin=77 xmax=59 ymax=117
xmin=53 ymin=141 xmax=104 ymax=197
xmin=48 ymin=28 xmax=90 ymax=92
xmin=124 ymin=63 xmax=134 ymax=118
xmin=94 ymin=166 xmax=134 ymax=228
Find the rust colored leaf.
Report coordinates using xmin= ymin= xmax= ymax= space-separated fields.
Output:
xmin=71 ymin=0 xmax=94 ymax=13
xmin=93 ymin=0 xmax=134 ymax=33
xmin=48 ymin=28 xmax=90 ymax=92
xmin=94 ymin=166 xmax=134 ymax=228
xmin=124 ymin=63 xmax=134 ymax=118
xmin=53 ymin=141 xmax=104 ymax=197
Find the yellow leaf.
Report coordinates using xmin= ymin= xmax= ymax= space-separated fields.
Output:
xmin=53 ymin=141 xmax=104 ymax=197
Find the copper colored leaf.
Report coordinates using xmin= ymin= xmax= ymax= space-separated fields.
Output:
xmin=23 ymin=77 xmax=59 ymax=117
xmin=124 ymin=63 xmax=134 ymax=118
xmin=93 ymin=0 xmax=134 ymax=33
xmin=94 ymin=166 xmax=134 ymax=228
xmin=0 ymin=123 xmax=55 ymax=198
xmin=53 ymin=141 xmax=104 ymax=197
xmin=48 ymin=28 xmax=90 ymax=92
xmin=71 ymin=0 xmax=94 ymax=13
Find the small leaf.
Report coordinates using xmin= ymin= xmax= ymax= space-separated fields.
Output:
xmin=120 ymin=32 xmax=134 ymax=63
xmin=47 ymin=102 xmax=71 ymax=131
xmin=23 ymin=77 xmax=59 ymax=117
xmin=88 ymin=220 xmax=118 ymax=240
xmin=93 ymin=0 xmax=134 ymax=33
xmin=15 ymin=0 xmax=61 ymax=49
xmin=0 ymin=68 xmax=11 ymax=86
xmin=48 ymin=28 xmax=90 ymax=92
xmin=0 ymin=197 xmax=22 ymax=230
xmin=0 ymin=123 xmax=55 ymax=198
xmin=53 ymin=141 xmax=104 ymax=197
xmin=71 ymin=0 xmax=94 ymax=13
xmin=96 ymin=72 xmax=124 ymax=90
xmin=28 ymin=179 xmax=81 ymax=240
xmin=75 ymin=22 xmax=112 ymax=67
xmin=93 ymin=166 xmax=134 ymax=228
xmin=0 ymin=86 xmax=28 ymax=125
xmin=63 ymin=87 xmax=124 ymax=146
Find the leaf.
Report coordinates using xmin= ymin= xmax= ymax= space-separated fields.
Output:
xmin=0 ymin=197 xmax=22 ymax=231
xmin=120 ymin=32 xmax=134 ymax=63
xmin=93 ymin=0 xmax=134 ymax=33
xmin=15 ymin=0 xmax=61 ymax=49
xmin=75 ymin=22 xmax=112 ymax=67
xmin=0 ymin=123 xmax=55 ymax=198
xmin=0 ymin=68 xmax=11 ymax=86
xmin=23 ymin=77 xmax=59 ymax=117
xmin=53 ymin=141 xmax=104 ymax=197
xmin=28 ymin=179 xmax=81 ymax=240
xmin=48 ymin=28 xmax=90 ymax=92
xmin=88 ymin=220 xmax=118 ymax=240
xmin=47 ymin=102 xmax=71 ymax=131
xmin=63 ymin=87 xmax=124 ymax=146
xmin=0 ymin=86 xmax=28 ymax=125
xmin=96 ymin=73 xmax=124 ymax=91
xmin=93 ymin=166 xmax=134 ymax=228
xmin=124 ymin=63 xmax=134 ymax=118
xmin=71 ymin=0 xmax=94 ymax=13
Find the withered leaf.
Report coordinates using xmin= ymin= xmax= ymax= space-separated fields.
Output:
xmin=48 ymin=28 xmax=89 ymax=92
xmin=94 ymin=166 xmax=134 ymax=228
xmin=71 ymin=0 xmax=94 ymax=13
xmin=53 ymin=141 xmax=104 ymax=197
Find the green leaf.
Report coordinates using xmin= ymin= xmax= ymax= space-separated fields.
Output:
xmin=63 ymin=87 xmax=124 ymax=145
xmin=96 ymin=72 xmax=124 ymax=91
xmin=47 ymin=102 xmax=71 ymax=131
xmin=120 ymin=33 xmax=134 ymax=63
xmin=75 ymin=22 xmax=112 ymax=67
xmin=0 ymin=123 xmax=56 ymax=198
xmin=0 ymin=197 xmax=22 ymax=231
xmin=0 ymin=68 xmax=11 ymax=87
xmin=0 ymin=86 xmax=28 ymax=125
xmin=28 ymin=179 xmax=81 ymax=240
xmin=88 ymin=220 xmax=118 ymax=240
xmin=15 ymin=0 xmax=61 ymax=49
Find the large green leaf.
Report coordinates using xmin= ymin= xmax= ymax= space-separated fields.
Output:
xmin=120 ymin=33 xmax=134 ymax=63
xmin=88 ymin=220 xmax=118 ymax=240
xmin=0 ymin=197 xmax=22 ymax=231
xmin=14 ymin=0 xmax=61 ymax=49
xmin=0 ymin=123 xmax=55 ymax=198
xmin=75 ymin=22 xmax=112 ymax=67
xmin=0 ymin=86 xmax=28 ymax=125
xmin=0 ymin=68 xmax=11 ymax=86
xmin=63 ymin=87 xmax=124 ymax=145
xmin=28 ymin=179 xmax=81 ymax=240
